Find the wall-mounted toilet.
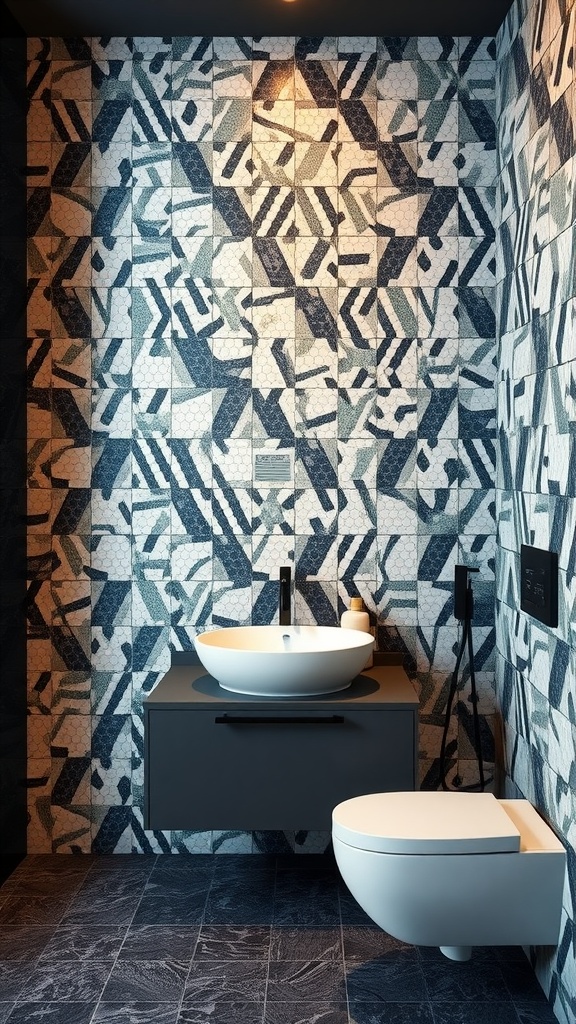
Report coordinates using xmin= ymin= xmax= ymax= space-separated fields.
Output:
xmin=332 ymin=791 xmax=566 ymax=961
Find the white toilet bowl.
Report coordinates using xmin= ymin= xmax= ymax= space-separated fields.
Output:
xmin=332 ymin=791 xmax=566 ymax=961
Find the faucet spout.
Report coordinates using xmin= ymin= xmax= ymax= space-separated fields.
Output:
xmin=279 ymin=566 xmax=291 ymax=626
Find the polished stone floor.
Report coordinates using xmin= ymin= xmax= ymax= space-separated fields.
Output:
xmin=0 ymin=853 xmax=559 ymax=1024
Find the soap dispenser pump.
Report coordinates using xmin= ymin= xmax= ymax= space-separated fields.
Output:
xmin=341 ymin=596 xmax=373 ymax=668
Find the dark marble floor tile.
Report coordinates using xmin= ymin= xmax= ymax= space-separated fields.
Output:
xmin=270 ymin=927 xmax=341 ymax=962
xmin=349 ymin=1002 xmax=434 ymax=1024
xmin=194 ymin=925 xmax=270 ymax=961
xmin=203 ymin=883 xmax=275 ymax=927
xmin=100 ymin=960 xmax=190 ymax=1003
xmin=6 ymin=1003 xmax=96 ymax=1024
xmin=424 ymin=963 xmax=511 ymax=1002
xmin=208 ymin=874 xmax=276 ymax=901
xmin=430 ymin=1002 xmax=520 ymax=1023
xmin=272 ymin=894 xmax=340 ymax=929
xmin=75 ymin=873 xmax=150 ymax=901
xmin=514 ymin=1003 xmax=559 ymax=1023
xmin=93 ymin=1002 xmax=181 ymax=1023
xmin=144 ymin=876 xmax=212 ymax=899
xmin=275 ymin=885 xmax=340 ymax=911
xmin=131 ymin=893 xmax=208 ymax=927
xmin=20 ymin=961 xmax=112 ymax=1002
xmin=0 ymin=873 xmax=85 ymax=899
xmin=275 ymin=873 xmax=339 ymax=895
xmin=144 ymin=876 xmax=213 ymax=901
xmin=149 ymin=856 xmax=214 ymax=880
xmin=0 ymin=963 xmax=33 ymax=1002
xmin=500 ymin=962 xmax=550 ymax=1001
xmin=342 ymin=927 xmax=413 ymax=962
xmin=183 ymin=960 xmax=268 ymax=1003
xmin=0 ymin=927 xmax=54 ymax=961
xmin=345 ymin=959 xmax=427 ymax=1002
xmin=38 ymin=926 xmax=127 ymax=964
xmin=8 ymin=856 xmax=91 ymax=877
xmin=88 ymin=855 xmax=158 ymax=873
xmin=61 ymin=893 xmax=142 ymax=928
xmin=0 ymin=854 xmax=562 ymax=1024
xmin=212 ymin=856 xmax=276 ymax=878
xmin=266 ymin=961 xmax=346 ymax=1002
xmin=0 ymin=897 xmax=71 ymax=927
xmin=177 ymin=998 xmax=264 ymax=1023
xmin=338 ymin=892 xmax=375 ymax=927
xmin=2 ymin=865 xmax=30 ymax=884
xmin=119 ymin=926 xmax=200 ymax=961
xmin=264 ymin=1002 xmax=348 ymax=1024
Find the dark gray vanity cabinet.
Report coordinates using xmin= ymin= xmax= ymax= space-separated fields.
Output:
xmin=144 ymin=659 xmax=419 ymax=832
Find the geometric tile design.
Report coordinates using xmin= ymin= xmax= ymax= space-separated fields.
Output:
xmin=26 ymin=35 xmax=496 ymax=862
xmin=495 ymin=2 xmax=576 ymax=1022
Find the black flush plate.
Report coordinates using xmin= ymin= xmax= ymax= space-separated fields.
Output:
xmin=520 ymin=545 xmax=558 ymax=627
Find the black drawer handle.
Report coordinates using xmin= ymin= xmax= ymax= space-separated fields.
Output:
xmin=214 ymin=714 xmax=345 ymax=725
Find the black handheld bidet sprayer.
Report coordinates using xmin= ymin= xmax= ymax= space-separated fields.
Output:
xmin=439 ymin=564 xmax=489 ymax=793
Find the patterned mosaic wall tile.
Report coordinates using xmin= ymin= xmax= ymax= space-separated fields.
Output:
xmin=496 ymin=1 xmax=576 ymax=1021
xmin=26 ymin=35 xmax=497 ymax=856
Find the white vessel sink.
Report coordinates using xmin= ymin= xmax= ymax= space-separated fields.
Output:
xmin=193 ymin=625 xmax=374 ymax=696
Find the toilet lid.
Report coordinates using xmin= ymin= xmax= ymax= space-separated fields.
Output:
xmin=332 ymin=791 xmax=522 ymax=854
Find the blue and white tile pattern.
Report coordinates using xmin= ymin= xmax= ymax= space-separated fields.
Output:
xmin=26 ymin=36 xmax=497 ymax=858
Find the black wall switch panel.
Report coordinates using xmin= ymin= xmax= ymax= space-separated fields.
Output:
xmin=520 ymin=544 xmax=558 ymax=627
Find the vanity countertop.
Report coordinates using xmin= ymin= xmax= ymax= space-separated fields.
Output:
xmin=145 ymin=653 xmax=419 ymax=711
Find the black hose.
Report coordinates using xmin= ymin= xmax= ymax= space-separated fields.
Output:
xmin=466 ymin=614 xmax=486 ymax=792
xmin=439 ymin=581 xmax=491 ymax=793
xmin=439 ymin=617 xmax=469 ymax=791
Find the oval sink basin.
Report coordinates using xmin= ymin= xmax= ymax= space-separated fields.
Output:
xmin=194 ymin=625 xmax=374 ymax=697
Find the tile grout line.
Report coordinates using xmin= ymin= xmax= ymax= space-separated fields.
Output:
xmin=337 ymin=880 xmax=353 ymax=1024
xmin=260 ymin=857 xmax=278 ymax=1024
xmin=0 ymin=853 xmax=561 ymax=1023
xmin=173 ymin=859 xmax=215 ymax=1024
xmin=10 ymin=860 xmax=95 ymax=1009
xmin=86 ymin=852 xmax=160 ymax=1024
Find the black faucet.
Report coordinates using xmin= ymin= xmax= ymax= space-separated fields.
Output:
xmin=279 ymin=566 xmax=291 ymax=625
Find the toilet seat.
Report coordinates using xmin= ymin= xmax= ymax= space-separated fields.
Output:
xmin=332 ymin=791 xmax=522 ymax=855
